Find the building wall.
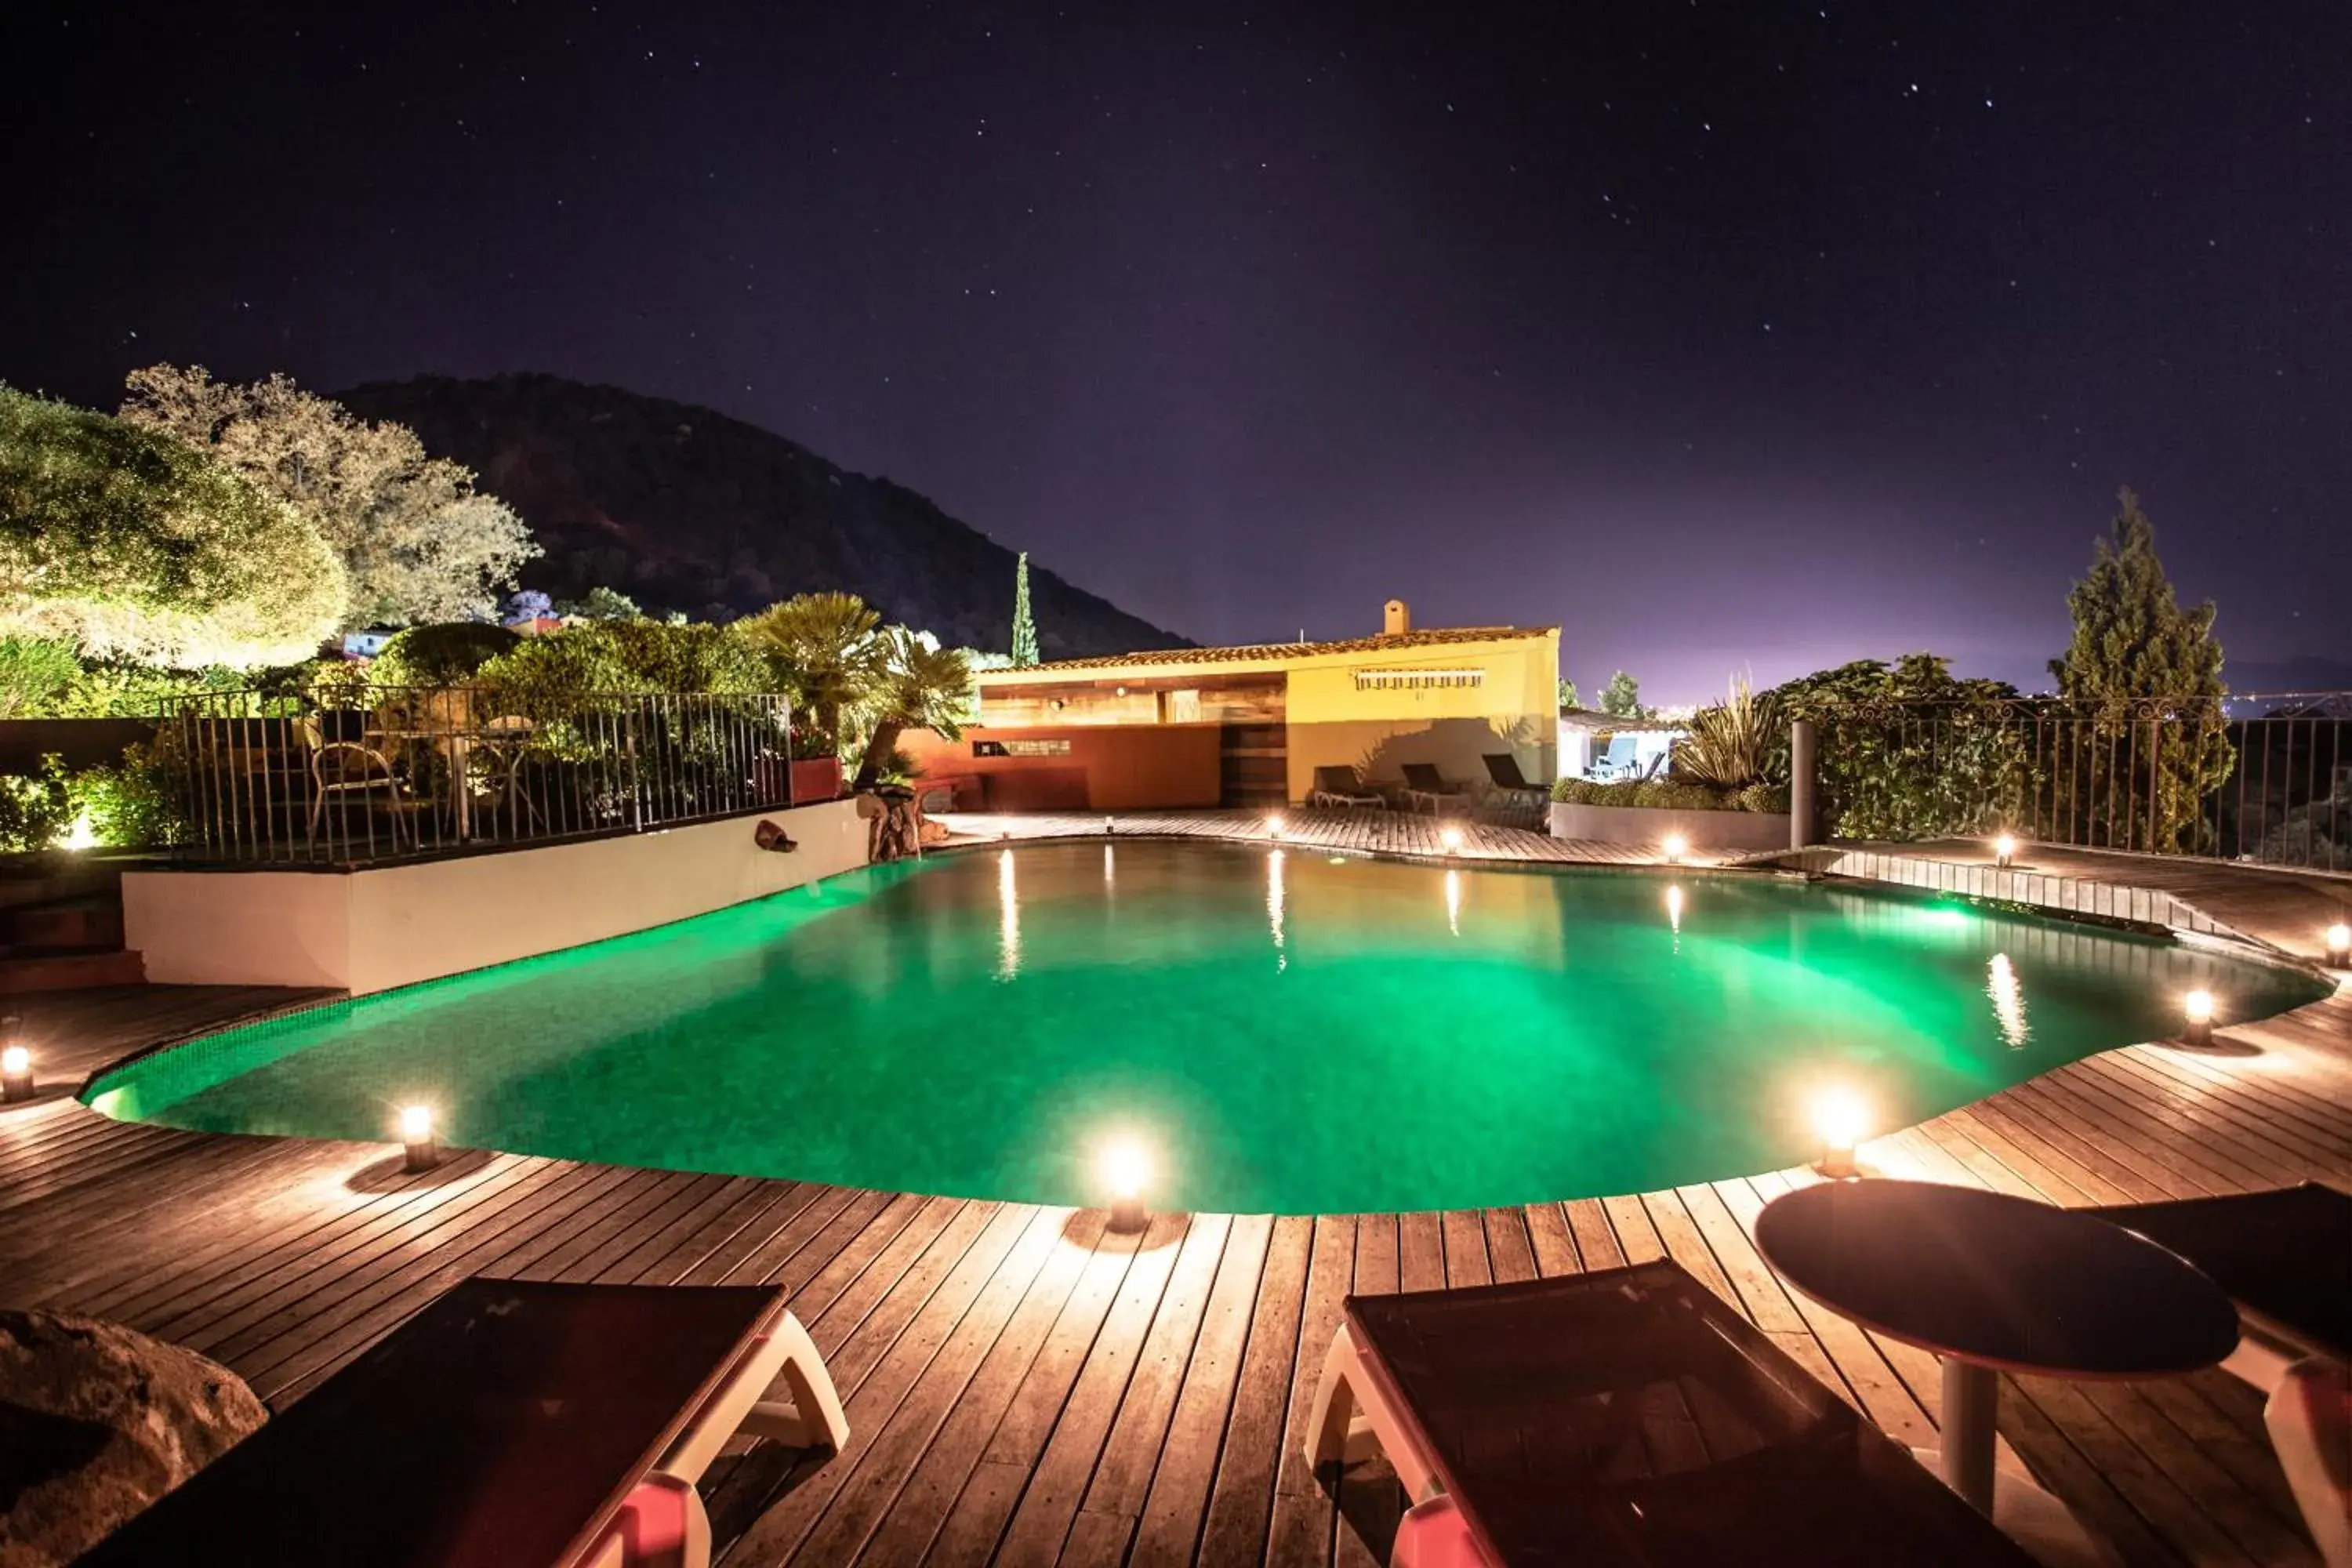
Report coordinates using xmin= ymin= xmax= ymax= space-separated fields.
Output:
xmin=1282 ymin=633 xmax=1559 ymax=800
xmin=898 ymin=724 xmax=1225 ymax=811
xmin=123 ymin=799 xmax=868 ymax=995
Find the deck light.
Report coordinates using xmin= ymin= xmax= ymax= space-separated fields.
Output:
xmin=1101 ymin=1137 xmax=1151 ymax=1232
xmin=2182 ymin=989 xmax=2215 ymax=1047
xmin=1994 ymin=833 xmax=2017 ymax=869
xmin=1266 ymin=814 xmax=1285 ymax=840
xmin=399 ymin=1105 xmax=440 ymax=1171
xmin=1661 ymin=831 xmax=1688 ymax=863
xmin=2326 ymin=923 xmax=2350 ymax=964
xmin=1812 ymin=1087 xmax=1870 ymax=1178
xmin=2 ymin=1036 xmax=31 ymax=1105
xmin=1104 ymin=815 xmax=1114 ymax=834
xmin=1439 ymin=825 xmax=1465 ymax=855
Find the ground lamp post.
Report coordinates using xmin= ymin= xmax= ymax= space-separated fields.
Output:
xmin=1661 ymin=831 xmax=1689 ymax=864
xmin=1994 ymin=833 xmax=2017 ymax=869
xmin=2327 ymin=923 xmax=2350 ymax=966
xmin=1439 ymin=825 xmax=1465 ymax=856
xmin=1812 ymin=1087 xmax=1869 ymax=1178
xmin=1101 ymin=1138 xmax=1150 ymax=1233
xmin=1265 ymin=814 xmax=1285 ymax=841
xmin=2181 ymin=990 xmax=2215 ymax=1048
xmin=2 ymin=1018 xmax=31 ymax=1105
xmin=400 ymin=1105 xmax=440 ymax=1172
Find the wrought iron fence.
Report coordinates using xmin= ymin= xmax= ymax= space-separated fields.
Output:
xmin=1806 ymin=691 xmax=2351 ymax=869
xmin=157 ymin=685 xmax=808 ymax=866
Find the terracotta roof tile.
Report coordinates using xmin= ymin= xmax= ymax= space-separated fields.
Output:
xmin=988 ymin=625 xmax=1554 ymax=675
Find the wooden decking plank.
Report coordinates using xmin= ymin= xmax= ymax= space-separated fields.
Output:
xmin=1262 ymin=1215 xmax=1356 ymax=1568
xmin=1479 ymin=1207 xmax=1537 ymax=1283
xmin=2102 ymin=1049 xmax=2352 ymax=1172
xmin=1437 ymin=1207 xmax=1490 ymax=1288
xmin=2007 ymin=1374 xmax=2266 ymax=1567
xmin=2123 ymin=1046 xmax=2352 ymax=1156
xmin=1395 ymin=1211 xmax=1443 ymax=1293
xmin=614 ymin=1178 xmax=808 ymax=1286
xmin=1129 ymin=1213 xmax=1277 ymax=1568
xmin=1193 ymin=1215 xmax=1312 ymax=1567
xmin=1564 ymin=1196 xmax=1622 ymax=1269
xmin=990 ymin=1210 xmax=1203 ymax=1564
xmin=717 ymin=1199 xmax=1038 ymax=1566
xmin=2067 ymin=1380 xmax=2321 ymax=1566
xmin=1523 ymin=1200 xmax=1580 ymax=1276
xmin=856 ymin=1213 xmax=1129 ymax=1568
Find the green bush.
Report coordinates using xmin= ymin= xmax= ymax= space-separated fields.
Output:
xmin=369 ymin=622 xmax=523 ymax=687
xmin=66 ymin=744 xmax=183 ymax=849
xmin=477 ymin=620 xmax=768 ymax=718
xmin=1551 ymin=778 xmax=1755 ymax=811
xmin=0 ymin=637 xmax=82 ymax=718
xmin=0 ymin=758 xmax=74 ymax=853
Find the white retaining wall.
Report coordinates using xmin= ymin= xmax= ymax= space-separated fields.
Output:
xmin=124 ymin=800 xmax=869 ymax=995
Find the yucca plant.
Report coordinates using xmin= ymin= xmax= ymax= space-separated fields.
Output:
xmin=1674 ymin=673 xmax=1785 ymax=791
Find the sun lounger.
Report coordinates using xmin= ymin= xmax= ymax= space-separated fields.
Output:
xmin=76 ymin=1278 xmax=848 ymax=1568
xmin=1305 ymin=1259 xmax=2036 ymax=1566
xmin=1480 ymin=753 xmax=1548 ymax=808
xmin=1399 ymin=763 xmax=1467 ymax=815
xmin=2088 ymin=1182 xmax=2352 ymax=1566
xmin=1311 ymin=764 xmax=1388 ymax=809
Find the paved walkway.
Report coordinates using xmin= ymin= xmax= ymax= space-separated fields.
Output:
xmin=2 ymin=826 xmax=2347 ymax=1566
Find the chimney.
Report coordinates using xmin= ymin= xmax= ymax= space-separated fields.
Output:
xmin=1383 ymin=598 xmax=1410 ymax=635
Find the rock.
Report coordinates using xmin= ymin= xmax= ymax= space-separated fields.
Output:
xmin=0 ymin=1311 xmax=266 ymax=1567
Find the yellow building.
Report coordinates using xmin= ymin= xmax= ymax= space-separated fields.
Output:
xmin=964 ymin=601 xmax=1559 ymax=808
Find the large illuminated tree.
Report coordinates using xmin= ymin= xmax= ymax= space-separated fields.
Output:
xmin=0 ymin=388 xmax=346 ymax=668
xmin=121 ymin=364 xmax=535 ymax=627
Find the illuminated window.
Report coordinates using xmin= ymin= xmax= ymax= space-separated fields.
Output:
xmin=1352 ymin=668 xmax=1485 ymax=690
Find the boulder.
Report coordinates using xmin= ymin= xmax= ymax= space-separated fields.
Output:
xmin=0 ymin=1310 xmax=266 ymax=1567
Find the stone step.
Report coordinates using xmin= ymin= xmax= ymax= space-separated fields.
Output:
xmin=2 ymin=896 xmax=124 ymax=952
xmin=0 ymin=948 xmax=147 ymax=994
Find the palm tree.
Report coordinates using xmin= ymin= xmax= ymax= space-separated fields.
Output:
xmin=853 ymin=630 xmax=974 ymax=792
xmin=733 ymin=591 xmax=883 ymax=753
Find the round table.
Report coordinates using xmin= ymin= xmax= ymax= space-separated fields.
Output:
xmin=1755 ymin=1179 xmax=2240 ymax=1517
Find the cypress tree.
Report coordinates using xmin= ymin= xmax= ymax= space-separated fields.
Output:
xmin=1010 ymin=551 xmax=1040 ymax=667
xmin=2049 ymin=488 xmax=2231 ymax=851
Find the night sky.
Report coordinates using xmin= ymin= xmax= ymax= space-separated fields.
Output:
xmin=9 ymin=2 xmax=2347 ymax=701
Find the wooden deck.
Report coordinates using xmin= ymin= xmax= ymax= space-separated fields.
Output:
xmin=3 ymin=833 xmax=2348 ymax=1566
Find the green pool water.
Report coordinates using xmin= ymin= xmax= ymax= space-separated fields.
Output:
xmin=88 ymin=841 xmax=2325 ymax=1214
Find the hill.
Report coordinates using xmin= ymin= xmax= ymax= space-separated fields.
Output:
xmin=336 ymin=373 xmax=1185 ymax=658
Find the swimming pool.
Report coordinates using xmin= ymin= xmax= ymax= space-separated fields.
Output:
xmin=87 ymin=841 xmax=2325 ymax=1214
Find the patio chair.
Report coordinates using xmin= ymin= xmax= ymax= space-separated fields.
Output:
xmin=2088 ymin=1183 xmax=2352 ymax=1566
xmin=1479 ymin=753 xmax=1547 ymax=808
xmin=1584 ymin=734 xmax=1638 ymax=781
xmin=1311 ymin=764 xmax=1387 ymax=809
xmin=1399 ymin=762 xmax=1468 ymax=816
xmin=75 ymin=1278 xmax=849 ymax=1568
xmin=300 ymin=715 xmax=418 ymax=852
xmin=1305 ymin=1259 xmax=2035 ymax=1566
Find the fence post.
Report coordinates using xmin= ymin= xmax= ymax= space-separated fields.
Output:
xmin=1790 ymin=719 xmax=1819 ymax=850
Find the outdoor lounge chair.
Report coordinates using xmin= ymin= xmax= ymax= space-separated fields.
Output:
xmin=1311 ymin=764 xmax=1387 ymax=809
xmin=1399 ymin=762 xmax=1468 ymax=815
xmin=77 ymin=1278 xmax=848 ymax=1568
xmin=1480 ymin=753 xmax=1548 ymax=808
xmin=1305 ymin=1258 xmax=2035 ymax=1566
xmin=2088 ymin=1182 xmax=2352 ymax=1566
xmin=1585 ymin=734 xmax=1638 ymax=781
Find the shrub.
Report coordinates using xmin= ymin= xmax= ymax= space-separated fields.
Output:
xmin=1773 ymin=655 xmax=2030 ymax=840
xmin=68 ymin=744 xmax=183 ymax=849
xmin=370 ymin=622 xmax=523 ymax=687
xmin=0 ymin=637 xmax=82 ymax=718
xmin=1553 ymin=778 xmax=1742 ymax=811
xmin=0 ymin=759 xmax=74 ymax=853
xmin=1674 ymin=675 xmax=1784 ymax=791
xmin=0 ymin=386 xmax=347 ymax=666
xmin=476 ymin=619 xmax=769 ymax=720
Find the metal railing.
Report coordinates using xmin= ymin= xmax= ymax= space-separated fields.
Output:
xmin=158 ymin=685 xmax=808 ymax=866
xmin=1806 ymin=691 xmax=2350 ymax=870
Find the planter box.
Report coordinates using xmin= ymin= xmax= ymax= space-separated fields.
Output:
xmin=1549 ymin=800 xmax=1792 ymax=855
xmin=788 ymin=756 xmax=843 ymax=804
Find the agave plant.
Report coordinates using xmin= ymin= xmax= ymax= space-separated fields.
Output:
xmin=1674 ymin=673 xmax=1785 ymax=791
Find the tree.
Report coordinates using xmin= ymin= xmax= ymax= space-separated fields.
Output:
xmin=1010 ymin=551 xmax=1040 ymax=667
xmin=0 ymin=387 xmax=347 ymax=667
xmin=555 ymin=586 xmax=642 ymax=621
xmin=733 ymin=591 xmax=884 ymax=753
xmin=120 ymin=364 xmax=537 ymax=628
xmin=0 ymin=637 xmax=82 ymax=719
xmin=2047 ymin=488 xmax=2231 ymax=852
xmin=853 ymin=630 xmax=974 ymax=791
xmin=1599 ymin=670 xmax=1643 ymax=718
xmin=1773 ymin=654 xmax=2031 ymax=840
xmin=1557 ymin=677 xmax=1581 ymax=710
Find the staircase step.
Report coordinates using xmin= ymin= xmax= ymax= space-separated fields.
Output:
xmin=3 ymin=895 xmax=123 ymax=950
xmin=0 ymin=949 xmax=147 ymax=994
